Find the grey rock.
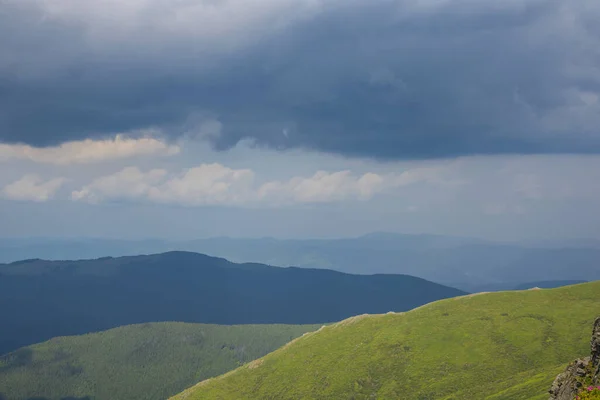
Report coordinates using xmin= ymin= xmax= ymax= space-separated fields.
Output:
xmin=549 ymin=317 xmax=600 ymax=400
xmin=549 ymin=358 xmax=589 ymax=400
xmin=592 ymin=317 xmax=600 ymax=380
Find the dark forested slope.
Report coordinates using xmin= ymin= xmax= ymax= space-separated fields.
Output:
xmin=0 ymin=251 xmax=465 ymax=355
xmin=0 ymin=322 xmax=318 ymax=400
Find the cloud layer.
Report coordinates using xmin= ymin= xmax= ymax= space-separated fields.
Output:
xmin=70 ymin=163 xmax=441 ymax=206
xmin=2 ymin=175 xmax=66 ymax=202
xmin=2 ymin=0 xmax=599 ymax=159
xmin=3 ymin=153 xmax=600 ymax=241
xmin=0 ymin=132 xmax=179 ymax=165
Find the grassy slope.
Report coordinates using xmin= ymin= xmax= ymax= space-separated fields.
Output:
xmin=0 ymin=322 xmax=319 ymax=400
xmin=173 ymin=281 xmax=600 ymax=400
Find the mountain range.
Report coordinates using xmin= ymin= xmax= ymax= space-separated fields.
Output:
xmin=2 ymin=234 xmax=599 ymax=291
xmin=0 ymin=251 xmax=464 ymax=355
xmin=2 ymin=249 xmax=598 ymax=399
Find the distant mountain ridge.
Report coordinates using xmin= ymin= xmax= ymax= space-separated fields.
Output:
xmin=0 ymin=251 xmax=465 ymax=355
xmin=1 ymin=234 xmax=599 ymax=290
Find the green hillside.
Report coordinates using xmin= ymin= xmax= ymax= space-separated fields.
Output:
xmin=173 ymin=281 xmax=600 ymax=400
xmin=0 ymin=322 xmax=318 ymax=400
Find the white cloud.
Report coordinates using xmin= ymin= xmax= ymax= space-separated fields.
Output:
xmin=71 ymin=167 xmax=168 ymax=204
xmin=71 ymin=163 xmax=441 ymax=207
xmin=0 ymin=132 xmax=180 ymax=165
xmin=2 ymin=175 xmax=66 ymax=202
xmin=147 ymin=164 xmax=256 ymax=206
xmin=72 ymin=164 xmax=255 ymax=206
xmin=257 ymin=171 xmax=386 ymax=204
xmin=388 ymin=166 xmax=461 ymax=187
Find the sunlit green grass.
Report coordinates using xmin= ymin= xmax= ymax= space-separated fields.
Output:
xmin=173 ymin=282 xmax=600 ymax=400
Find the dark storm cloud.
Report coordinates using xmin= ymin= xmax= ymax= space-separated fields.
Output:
xmin=1 ymin=0 xmax=600 ymax=158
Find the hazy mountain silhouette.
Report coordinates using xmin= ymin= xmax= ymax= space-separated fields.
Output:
xmin=1 ymin=234 xmax=598 ymax=290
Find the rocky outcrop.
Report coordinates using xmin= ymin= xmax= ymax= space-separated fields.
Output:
xmin=549 ymin=358 xmax=591 ymax=399
xmin=592 ymin=317 xmax=600 ymax=369
xmin=549 ymin=317 xmax=600 ymax=400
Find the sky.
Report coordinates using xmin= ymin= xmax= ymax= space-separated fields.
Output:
xmin=1 ymin=0 xmax=600 ymax=241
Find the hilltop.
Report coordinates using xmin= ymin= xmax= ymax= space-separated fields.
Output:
xmin=173 ymin=281 xmax=600 ymax=400
xmin=0 ymin=251 xmax=465 ymax=355
xmin=2 ymin=235 xmax=600 ymax=291
xmin=0 ymin=322 xmax=319 ymax=400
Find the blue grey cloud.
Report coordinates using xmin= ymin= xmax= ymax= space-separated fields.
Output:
xmin=1 ymin=0 xmax=599 ymax=159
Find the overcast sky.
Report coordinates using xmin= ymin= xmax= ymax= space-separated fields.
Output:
xmin=1 ymin=0 xmax=599 ymax=241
